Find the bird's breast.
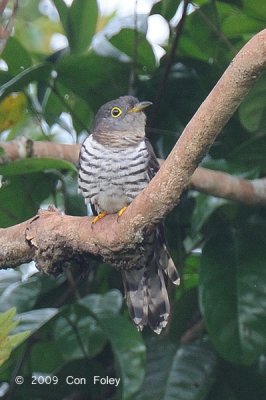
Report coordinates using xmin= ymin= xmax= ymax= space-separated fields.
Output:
xmin=78 ymin=136 xmax=150 ymax=213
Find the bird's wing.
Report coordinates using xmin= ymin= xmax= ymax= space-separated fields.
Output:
xmin=145 ymin=138 xmax=180 ymax=285
xmin=145 ymin=138 xmax=160 ymax=181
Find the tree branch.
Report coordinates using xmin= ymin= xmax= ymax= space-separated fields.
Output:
xmin=0 ymin=29 xmax=266 ymax=271
xmin=190 ymin=168 xmax=266 ymax=205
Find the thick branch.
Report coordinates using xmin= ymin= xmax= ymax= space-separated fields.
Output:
xmin=0 ymin=29 xmax=266 ymax=271
xmin=190 ymin=168 xmax=266 ymax=205
xmin=0 ymin=138 xmax=80 ymax=164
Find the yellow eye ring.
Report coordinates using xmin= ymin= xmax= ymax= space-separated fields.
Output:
xmin=111 ymin=106 xmax=122 ymax=118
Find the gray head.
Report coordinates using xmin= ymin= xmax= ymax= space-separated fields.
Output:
xmin=92 ymin=96 xmax=152 ymax=147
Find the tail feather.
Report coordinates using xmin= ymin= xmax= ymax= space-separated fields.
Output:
xmin=159 ymin=244 xmax=180 ymax=285
xmin=121 ymin=226 xmax=180 ymax=334
xmin=147 ymin=264 xmax=170 ymax=334
xmin=122 ymin=260 xmax=171 ymax=334
xmin=122 ymin=269 xmax=148 ymax=330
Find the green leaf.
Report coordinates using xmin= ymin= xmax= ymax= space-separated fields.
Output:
xmin=80 ymin=290 xmax=145 ymax=399
xmin=63 ymin=174 xmax=87 ymax=216
xmin=0 ymin=173 xmax=57 ymax=227
xmin=238 ymin=73 xmax=266 ymax=133
xmin=222 ymin=11 xmax=265 ymax=38
xmin=0 ymin=308 xmax=30 ymax=367
xmin=136 ymin=339 xmax=176 ymax=400
xmin=179 ymin=4 xmax=233 ymax=63
xmin=27 ymin=340 xmax=65 ymax=373
xmin=137 ymin=339 xmax=217 ymax=400
xmin=169 ymin=288 xmax=199 ymax=342
xmin=242 ymin=0 xmax=266 ymax=21
xmin=0 ymin=276 xmax=42 ymax=313
xmin=99 ymin=316 xmax=145 ymax=400
xmin=54 ymin=305 xmax=107 ymax=360
xmin=8 ymin=331 xmax=30 ymax=350
xmin=0 ymin=158 xmax=76 ymax=176
xmin=110 ymin=28 xmax=156 ymax=72
xmin=56 ymin=53 xmax=130 ymax=109
xmin=2 ymin=37 xmax=32 ymax=75
xmin=165 ymin=341 xmax=217 ymax=400
xmin=41 ymin=83 xmax=93 ymax=132
xmin=13 ymin=308 xmax=58 ymax=334
xmin=190 ymin=193 xmax=228 ymax=235
xmin=151 ymin=0 xmax=180 ymax=20
xmin=54 ymin=291 xmax=123 ymax=361
xmin=79 ymin=289 xmax=123 ymax=317
xmin=0 ymin=63 xmax=52 ymax=101
xmin=0 ymin=307 xmax=18 ymax=336
xmin=53 ymin=0 xmax=69 ymax=34
xmin=228 ymin=134 xmax=266 ymax=169
xmin=0 ymin=270 xmax=21 ymax=296
xmin=200 ymin=225 xmax=266 ymax=364
xmin=67 ymin=0 xmax=98 ymax=53
xmin=206 ymin=378 xmax=239 ymax=400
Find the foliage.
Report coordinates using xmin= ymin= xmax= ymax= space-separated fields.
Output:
xmin=0 ymin=0 xmax=266 ymax=399
xmin=0 ymin=308 xmax=30 ymax=367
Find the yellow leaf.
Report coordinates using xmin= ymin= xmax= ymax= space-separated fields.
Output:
xmin=0 ymin=308 xmax=30 ymax=366
xmin=0 ymin=92 xmax=27 ymax=132
xmin=0 ymin=337 xmax=12 ymax=367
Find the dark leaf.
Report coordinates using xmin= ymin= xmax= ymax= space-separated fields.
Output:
xmin=137 ymin=339 xmax=217 ymax=400
xmin=110 ymin=28 xmax=156 ymax=72
xmin=56 ymin=53 xmax=130 ymax=110
xmin=200 ymin=225 xmax=266 ymax=364
xmin=238 ymin=73 xmax=266 ymax=133
xmin=0 ymin=173 xmax=57 ymax=227
xmin=2 ymin=37 xmax=32 ymax=75
xmin=151 ymin=0 xmax=180 ymax=21
xmin=0 ymin=158 xmax=76 ymax=176
xmin=0 ymin=63 xmax=52 ymax=101
xmin=13 ymin=308 xmax=58 ymax=334
xmin=53 ymin=0 xmax=69 ymax=34
xmin=80 ymin=290 xmax=145 ymax=399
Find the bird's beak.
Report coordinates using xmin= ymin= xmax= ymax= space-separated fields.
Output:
xmin=128 ymin=101 xmax=153 ymax=113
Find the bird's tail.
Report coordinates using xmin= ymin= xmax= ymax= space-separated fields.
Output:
xmin=121 ymin=231 xmax=179 ymax=334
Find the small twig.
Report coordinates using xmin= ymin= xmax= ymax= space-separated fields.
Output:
xmin=64 ymin=315 xmax=90 ymax=360
xmin=0 ymin=0 xmax=9 ymax=16
xmin=180 ymin=319 xmax=205 ymax=344
xmin=151 ymin=0 xmax=190 ymax=127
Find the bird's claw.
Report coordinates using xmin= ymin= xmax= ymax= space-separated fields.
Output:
xmin=92 ymin=211 xmax=107 ymax=224
xmin=117 ymin=206 xmax=128 ymax=219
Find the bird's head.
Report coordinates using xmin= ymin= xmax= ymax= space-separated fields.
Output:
xmin=92 ymin=96 xmax=152 ymax=147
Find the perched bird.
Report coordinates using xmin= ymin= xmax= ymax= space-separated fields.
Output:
xmin=78 ymin=96 xmax=179 ymax=333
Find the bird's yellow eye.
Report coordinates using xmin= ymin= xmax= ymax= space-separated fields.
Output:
xmin=111 ymin=106 xmax=122 ymax=118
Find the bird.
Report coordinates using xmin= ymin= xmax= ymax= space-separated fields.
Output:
xmin=78 ymin=95 xmax=180 ymax=334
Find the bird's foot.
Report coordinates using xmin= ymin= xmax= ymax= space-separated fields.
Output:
xmin=117 ymin=206 xmax=128 ymax=219
xmin=92 ymin=211 xmax=107 ymax=224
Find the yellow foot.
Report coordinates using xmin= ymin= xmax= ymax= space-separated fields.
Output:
xmin=92 ymin=211 xmax=107 ymax=224
xmin=117 ymin=206 xmax=128 ymax=218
